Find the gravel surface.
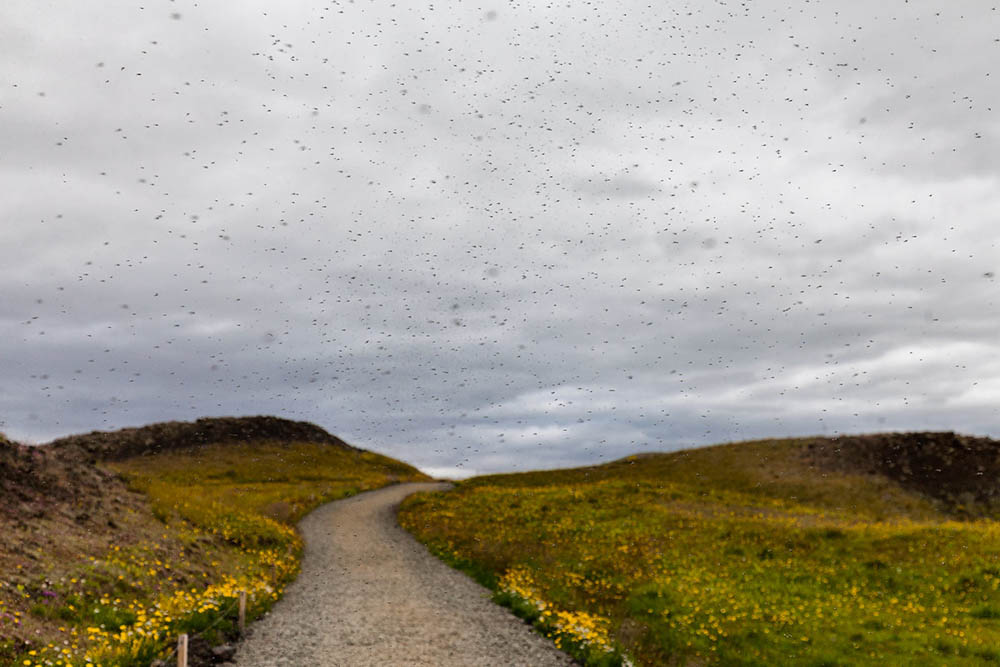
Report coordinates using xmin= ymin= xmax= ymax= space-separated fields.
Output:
xmin=233 ymin=482 xmax=576 ymax=666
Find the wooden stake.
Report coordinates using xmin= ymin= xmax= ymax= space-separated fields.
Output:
xmin=238 ymin=590 xmax=247 ymax=633
xmin=177 ymin=633 xmax=188 ymax=667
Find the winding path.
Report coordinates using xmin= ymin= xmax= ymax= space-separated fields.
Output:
xmin=233 ymin=482 xmax=575 ymax=666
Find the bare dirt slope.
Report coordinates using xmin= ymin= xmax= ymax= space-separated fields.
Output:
xmin=805 ymin=431 xmax=1000 ymax=514
xmin=232 ymin=483 xmax=576 ymax=667
xmin=0 ymin=433 xmax=148 ymax=596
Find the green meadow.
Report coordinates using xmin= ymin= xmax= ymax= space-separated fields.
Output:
xmin=399 ymin=437 xmax=1000 ymax=666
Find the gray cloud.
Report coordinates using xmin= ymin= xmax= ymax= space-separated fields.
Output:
xmin=1 ymin=0 xmax=998 ymax=475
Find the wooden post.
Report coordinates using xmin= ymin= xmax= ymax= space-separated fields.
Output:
xmin=238 ymin=590 xmax=247 ymax=633
xmin=177 ymin=633 xmax=188 ymax=667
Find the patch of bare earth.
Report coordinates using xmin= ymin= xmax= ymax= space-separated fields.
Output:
xmin=0 ymin=434 xmax=153 ymax=656
xmin=804 ymin=431 xmax=1000 ymax=515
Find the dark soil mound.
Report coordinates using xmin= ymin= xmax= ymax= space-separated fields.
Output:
xmin=0 ymin=434 xmax=59 ymax=515
xmin=0 ymin=433 xmax=143 ymax=599
xmin=47 ymin=415 xmax=359 ymax=461
xmin=805 ymin=431 xmax=1000 ymax=513
xmin=0 ymin=434 xmax=118 ymax=520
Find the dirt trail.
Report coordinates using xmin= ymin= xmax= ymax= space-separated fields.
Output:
xmin=233 ymin=482 xmax=575 ymax=666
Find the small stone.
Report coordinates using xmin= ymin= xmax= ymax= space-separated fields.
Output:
xmin=212 ymin=644 xmax=237 ymax=661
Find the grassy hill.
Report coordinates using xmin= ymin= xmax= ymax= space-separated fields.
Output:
xmin=0 ymin=416 xmax=429 ymax=667
xmin=399 ymin=432 xmax=1000 ymax=666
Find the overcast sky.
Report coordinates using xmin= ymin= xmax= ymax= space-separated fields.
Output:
xmin=1 ymin=0 xmax=997 ymax=477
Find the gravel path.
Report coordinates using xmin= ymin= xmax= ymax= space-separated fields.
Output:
xmin=233 ymin=482 xmax=576 ymax=666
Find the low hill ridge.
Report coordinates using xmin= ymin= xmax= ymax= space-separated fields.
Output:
xmin=47 ymin=415 xmax=359 ymax=461
xmin=469 ymin=430 xmax=1000 ymax=518
xmin=402 ymin=429 xmax=1000 ymax=665
xmin=1 ymin=416 xmax=427 ymax=665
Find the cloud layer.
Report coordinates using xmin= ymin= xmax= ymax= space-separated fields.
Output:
xmin=1 ymin=0 xmax=997 ymax=475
